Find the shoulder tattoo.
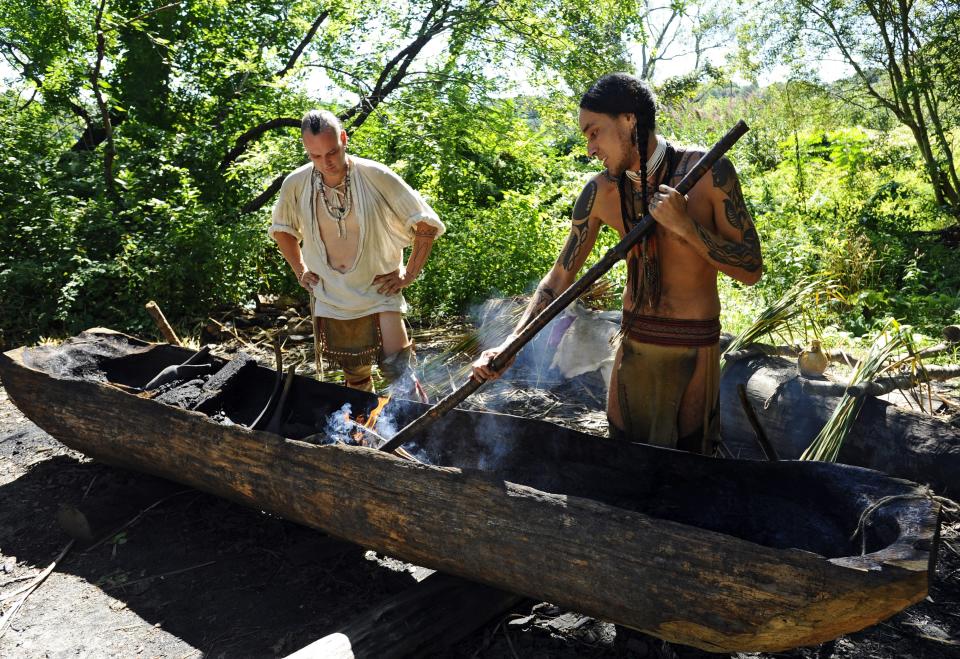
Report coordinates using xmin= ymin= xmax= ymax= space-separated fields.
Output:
xmin=572 ymin=180 xmax=597 ymax=222
xmin=711 ymin=157 xmax=750 ymax=233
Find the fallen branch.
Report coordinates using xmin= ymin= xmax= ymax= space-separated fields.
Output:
xmin=145 ymin=300 xmax=181 ymax=345
xmin=83 ymin=489 xmax=194 ymax=553
xmin=737 ymin=384 xmax=778 ymax=461
xmin=0 ymin=540 xmax=74 ymax=638
xmin=118 ymin=560 xmax=216 ymax=590
xmin=847 ymin=365 xmax=960 ymax=398
xmin=797 ymin=365 xmax=960 ymax=398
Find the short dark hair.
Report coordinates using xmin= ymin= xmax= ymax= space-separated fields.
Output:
xmin=579 ymin=73 xmax=656 ymax=134
xmin=301 ymin=109 xmax=342 ymax=136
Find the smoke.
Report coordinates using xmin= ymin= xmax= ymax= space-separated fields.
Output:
xmin=469 ymin=297 xmax=615 ymax=409
xmin=472 ymin=412 xmax=514 ymax=471
xmin=321 ymin=402 xmax=360 ymax=445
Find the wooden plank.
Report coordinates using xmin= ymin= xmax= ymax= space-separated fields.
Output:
xmin=286 ymin=572 xmax=524 ymax=659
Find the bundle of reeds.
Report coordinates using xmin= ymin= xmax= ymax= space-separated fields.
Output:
xmin=721 ymin=278 xmax=833 ymax=373
xmin=801 ymin=323 xmax=917 ymax=462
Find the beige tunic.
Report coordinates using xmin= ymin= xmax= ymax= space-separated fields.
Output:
xmin=269 ymin=156 xmax=445 ymax=319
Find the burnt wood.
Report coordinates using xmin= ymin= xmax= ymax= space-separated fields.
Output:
xmin=285 ymin=572 xmax=524 ymax=658
xmin=0 ymin=329 xmax=942 ymax=653
xmin=721 ymin=355 xmax=960 ymax=497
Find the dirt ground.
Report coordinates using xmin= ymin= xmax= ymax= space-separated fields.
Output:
xmin=1 ymin=320 xmax=959 ymax=658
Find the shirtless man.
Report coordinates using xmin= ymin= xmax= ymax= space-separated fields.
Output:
xmin=270 ymin=110 xmax=444 ymax=394
xmin=473 ymin=73 xmax=762 ymax=454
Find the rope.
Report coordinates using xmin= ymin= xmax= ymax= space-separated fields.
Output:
xmin=850 ymin=489 xmax=958 ymax=555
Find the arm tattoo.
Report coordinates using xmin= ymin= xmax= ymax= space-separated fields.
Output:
xmin=561 ymin=217 xmax=590 ymax=271
xmin=517 ymin=285 xmax=557 ymax=331
xmin=712 ymin=158 xmax=751 ymax=233
xmin=694 ymin=223 xmax=762 ymax=272
xmin=532 ymin=285 xmax=557 ymax=314
xmin=694 ymin=157 xmax=761 ymax=272
xmin=573 ymin=180 xmax=597 ymax=221
xmin=561 ymin=181 xmax=596 ymax=271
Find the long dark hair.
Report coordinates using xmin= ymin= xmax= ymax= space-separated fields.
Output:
xmin=579 ymin=73 xmax=657 ymax=224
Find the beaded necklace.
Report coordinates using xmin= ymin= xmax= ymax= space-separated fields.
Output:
xmin=311 ymin=161 xmax=352 ymax=239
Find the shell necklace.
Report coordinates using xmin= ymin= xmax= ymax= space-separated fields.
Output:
xmin=312 ymin=162 xmax=352 ymax=239
xmin=624 ymin=134 xmax=667 ymax=186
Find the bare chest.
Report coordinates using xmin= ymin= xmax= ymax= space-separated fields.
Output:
xmin=313 ymin=190 xmax=361 ymax=273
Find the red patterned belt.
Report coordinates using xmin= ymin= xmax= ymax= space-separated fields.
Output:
xmin=622 ymin=314 xmax=721 ymax=347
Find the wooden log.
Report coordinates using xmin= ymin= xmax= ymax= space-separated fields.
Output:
xmin=847 ymin=365 xmax=960 ymax=398
xmin=720 ymin=355 xmax=960 ymax=497
xmin=144 ymin=301 xmax=181 ymax=346
xmin=723 ymin=342 xmax=860 ymax=367
xmin=1 ymin=333 xmax=941 ymax=653
xmin=781 ymin=365 xmax=960 ymax=399
xmin=286 ymin=572 xmax=524 ymax=659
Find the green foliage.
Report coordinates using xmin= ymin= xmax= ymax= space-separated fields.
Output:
xmin=0 ymin=0 xmax=957 ymax=352
xmin=349 ymin=85 xmax=583 ymax=318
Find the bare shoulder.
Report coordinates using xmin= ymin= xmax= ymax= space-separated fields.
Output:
xmin=572 ymin=177 xmax=599 ymax=221
xmin=710 ymin=156 xmax=740 ymax=192
xmin=668 ymin=145 xmax=706 ymax=185
xmin=572 ymin=173 xmax=618 ymax=222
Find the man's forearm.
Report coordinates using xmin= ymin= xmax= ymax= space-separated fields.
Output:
xmin=510 ymin=267 xmax=575 ymax=339
xmin=513 ymin=281 xmax=557 ymax=337
xmin=274 ymin=232 xmax=307 ymax=280
xmin=404 ymin=223 xmax=439 ymax=279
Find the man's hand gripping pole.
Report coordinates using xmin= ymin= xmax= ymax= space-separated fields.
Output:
xmin=379 ymin=120 xmax=750 ymax=455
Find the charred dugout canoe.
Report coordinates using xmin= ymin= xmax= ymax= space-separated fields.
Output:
xmin=0 ymin=329 xmax=941 ymax=653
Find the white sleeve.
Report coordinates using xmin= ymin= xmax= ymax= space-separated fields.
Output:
xmin=268 ymin=172 xmax=304 ymax=242
xmin=366 ymin=163 xmax=445 ymax=238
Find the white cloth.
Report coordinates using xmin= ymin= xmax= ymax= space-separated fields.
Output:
xmin=551 ymin=306 xmax=620 ymax=383
xmin=269 ymin=156 xmax=444 ymax=319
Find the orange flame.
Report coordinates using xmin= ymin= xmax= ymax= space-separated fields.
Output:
xmin=365 ymin=394 xmax=392 ymax=429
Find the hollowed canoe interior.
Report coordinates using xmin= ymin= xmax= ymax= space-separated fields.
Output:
xmin=31 ymin=339 xmax=908 ymax=560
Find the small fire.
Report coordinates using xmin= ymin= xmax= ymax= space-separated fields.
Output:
xmin=344 ymin=395 xmax=392 ymax=446
xmin=365 ymin=394 xmax=391 ymax=429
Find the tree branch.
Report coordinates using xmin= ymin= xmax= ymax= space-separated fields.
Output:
xmin=90 ymin=0 xmax=118 ymax=201
xmin=241 ymin=174 xmax=286 ymax=214
xmin=219 ymin=118 xmax=301 ymax=171
xmin=275 ymin=10 xmax=330 ymax=78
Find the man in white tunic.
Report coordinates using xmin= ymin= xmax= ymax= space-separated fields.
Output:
xmin=270 ymin=110 xmax=444 ymax=394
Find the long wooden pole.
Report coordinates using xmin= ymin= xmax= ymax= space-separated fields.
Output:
xmin=381 ymin=120 xmax=750 ymax=454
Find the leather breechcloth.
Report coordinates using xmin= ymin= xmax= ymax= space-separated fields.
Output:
xmin=611 ymin=314 xmax=721 ymax=455
xmin=314 ymin=314 xmax=420 ymax=396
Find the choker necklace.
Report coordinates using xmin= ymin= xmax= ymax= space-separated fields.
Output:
xmin=624 ymin=134 xmax=666 ymax=185
xmin=312 ymin=162 xmax=352 ymax=239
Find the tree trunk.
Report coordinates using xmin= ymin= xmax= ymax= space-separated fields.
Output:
xmin=720 ymin=355 xmax=960 ymax=497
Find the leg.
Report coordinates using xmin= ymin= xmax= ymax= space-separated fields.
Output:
xmin=342 ymin=363 xmax=374 ymax=392
xmin=377 ymin=312 xmax=427 ymax=402
xmin=378 ymin=311 xmax=410 ymax=357
xmin=607 ymin=343 xmax=626 ymax=436
xmin=614 ymin=339 xmax=697 ymax=448
xmin=676 ymin=344 xmax=721 ymax=455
